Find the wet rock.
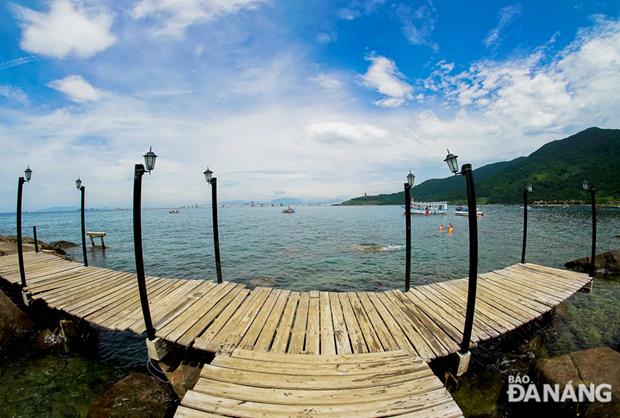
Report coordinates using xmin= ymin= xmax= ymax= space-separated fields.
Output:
xmin=165 ymin=362 xmax=201 ymax=399
xmin=535 ymin=347 xmax=620 ymax=417
xmin=48 ymin=240 xmax=78 ymax=249
xmin=87 ymin=372 xmax=178 ymax=417
xmin=33 ymin=328 xmax=65 ymax=352
xmin=565 ymin=249 xmax=620 ymax=274
xmin=249 ymin=276 xmax=276 ymax=287
xmin=0 ymin=289 xmax=34 ymax=348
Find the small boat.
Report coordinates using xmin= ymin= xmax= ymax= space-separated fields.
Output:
xmin=455 ymin=206 xmax=483 ymax=216
xmin=282 ymin=206 xmax=295 ymax=214
xmin=169 ymin=208 xmax=179 ymax=214
xmin=403 ymin=201 xmax=448 ymax=215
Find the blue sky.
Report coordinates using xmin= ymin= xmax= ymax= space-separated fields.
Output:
xmin=1 ymin=0 xmax=619 ymax=210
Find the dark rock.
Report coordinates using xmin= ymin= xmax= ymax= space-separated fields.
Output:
xmin=535 ymin=347 xmax=620 ymax=417
xmin=48 ymin=240 xmax=78 ymax=249
xmin=565 ymin=248 xmax=620 ymax=274
xmin=87 ymin=372 xmax=178 ymax=417
xmin=33 ymin=328 xmax=65 ymax=352
xmin=0 ymin=289 xmax=34 ymax=348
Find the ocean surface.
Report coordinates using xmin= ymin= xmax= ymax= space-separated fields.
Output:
xmin=1 ymin=204 xmax=618 ymax=291
xmin=1 ymin=205 xmax=619 ymax=416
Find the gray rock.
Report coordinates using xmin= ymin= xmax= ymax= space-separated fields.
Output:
xmin=0 ymin=289 xmax=34 ymax=349
xmin=565 ymin=248 xmax=620 ymax=274
xmin=48 ymin=240 xmax=78 ymax=249
xmin=87 ymin=372 xmax=178 ymax=417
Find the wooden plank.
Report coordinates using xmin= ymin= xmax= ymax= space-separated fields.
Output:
xmin=365 ymin=292 xmax=415 ymax=354
xmin=338 ymin=292 xmax=367 ymax=354
xmin=270 ymin=291 xmax=299 ymax=353
xmin=329 ymin=292 xmax=352 ymax=355
xmin=356 ymin=292 xmax=399 ymax=351
xmin=174 ymin=284 xmax=246 ymax=346
xmin=319 ymin=291 xmax=336 ymax=355
xmin=204 ymin=287 xmax=273 ymax=352
xmin=238 ymin=288 xmax=281 ymax=350
xmin=347 ymin=292 xmax=383 ymax=352
xmin=288 ymin=292 xmax=309 ymax=354
xmin=253 ymin=289 xmax=291 ymax=352
xmin=190 ymin=288 xmax=251 ymax=350
xmin=305 ymin=292 xmax=320 ymax=354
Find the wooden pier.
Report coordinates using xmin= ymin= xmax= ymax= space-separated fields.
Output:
xmin=0 ymin=252 xmax=592 ymax=417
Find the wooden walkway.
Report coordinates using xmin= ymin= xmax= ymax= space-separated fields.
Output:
xmin=0 ymin=252 xmax=592 ymax=417
xmin=0 ymin=252 xmax=591 ymax=361
xmin=176 ymin=349 xmax=462 ymax=418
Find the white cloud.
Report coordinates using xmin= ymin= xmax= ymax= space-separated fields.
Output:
xmin=396 ymin=1 xmax=438 ymax=51
xmin=484 ymin=5 xmax=522 ymax=48
xmin=0 ymin=56 xmax=36 ymax=70
xmin=14 ymin=0 xmax=115 ymax=59
xmin=337 ymin=0 xmax=386 ymax=20
xmin=361 ymin=55 xmax=413 ymax=107
xmin=309 ymin=73 xmax=343 ymax=91
xmin=132 ymin=0 xmax=266 ymax=37
xmin=0 ymin=85 xmax=29 ymax=105
xmin=48 ymin=75 xmax=101 ymax=103
xmin=306 ymin=121 xmax=388 ymax=145
xmin=316 ymin=32 xmax=336 ymax=44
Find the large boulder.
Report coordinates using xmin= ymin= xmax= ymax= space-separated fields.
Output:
xmin=0 ymin=289 xmax=34 ymax=348
xmin=535 ymin=347 xmax=620 ymax=417
xmin=565 ymin=249 xmax=620 ymax=274
xmin=87 ymin=372 xmax=178 ymax=417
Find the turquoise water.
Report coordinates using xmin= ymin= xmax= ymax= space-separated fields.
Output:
xmin=2 ymin=205 xmax=618 ymax=291
xmin=1 ymin=205 xmax=619 ymax=416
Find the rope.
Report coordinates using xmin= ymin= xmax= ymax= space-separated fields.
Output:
xmin=146 ymin=356 xmax=169 ymax=384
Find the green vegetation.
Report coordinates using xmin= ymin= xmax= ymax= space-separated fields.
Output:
xmin=340 ymin=127 xmax=620 ymax=205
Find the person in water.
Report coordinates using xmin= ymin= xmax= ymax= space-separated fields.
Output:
xmin=439 ymin=224 xmax=445 ymax=231
xmin=448 ymin=223 xmax=454 ymax=234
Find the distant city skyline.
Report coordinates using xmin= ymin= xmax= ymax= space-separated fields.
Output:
xmin=1 ymin=1 xmax=619 ymax=211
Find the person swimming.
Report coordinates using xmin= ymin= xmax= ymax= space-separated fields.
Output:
xmin=439 ymin=224 xmax=445 ymax=231
xmin=448 ymin=223 xmax=454 ymax=234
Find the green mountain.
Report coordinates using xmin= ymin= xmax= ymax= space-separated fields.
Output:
xmin=340 ymin=127 xmax=620 ymax=205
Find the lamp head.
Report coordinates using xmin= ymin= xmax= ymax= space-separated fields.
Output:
xmin=203 ymin=167 xmax=213 ymax=183
xmin=24 ymin=166 xmax=32 ymax=182
xmin=582 ymin=179 xmax=590 ymax=191
xmin=143 ymin=147 xmax=157 ymax=172
xmin=444 ymin=149 xmax=459 ymax=175
xmin=406 ymin=171 xmax=415 ymax=188
xmin=76 ymin=177 xmax=82 ymax=190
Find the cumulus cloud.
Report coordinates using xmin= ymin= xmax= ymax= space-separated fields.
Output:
xmin=306 ymin=121 xmax=388 ymax=145
xmin=424 ymin=17 xmax=620 ymax=134
xmin=132 ymin=0 xmax=267 ymax=37
xmin=48 ymin=75 xmax=101 ymax=103
xmin=13 ymin=0 xmax=115 ymax=59
xmin=484 ymin=5 xmax=522 ymax=48
xmin=361 ymin=55 xmax=413 ymax=107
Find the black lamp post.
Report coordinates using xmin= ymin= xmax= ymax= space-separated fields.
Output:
xmin=521 ymin=184 xmax=532 ymax=264
xmin=17 ymin=166 xmax=32 ymax=289
xmin=76 ymin=178 xmax=88 ymax=267
xmin=204 ymin=167 xmax=223 ymax=284
xmin=404 ymin=171 xmax=415 ymax=291
xmin=444 ymin=150 xmax=478 ymax=357
xmin=582 ymin=179 xmax=596 ymax=277
xmin=133 ymin=147 xmax=157 ymax=340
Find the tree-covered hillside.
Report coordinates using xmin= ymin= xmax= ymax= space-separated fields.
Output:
xmin=340 ymin=128 xmax=620 ymax=205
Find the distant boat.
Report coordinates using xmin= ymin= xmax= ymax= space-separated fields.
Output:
xmin=455 ymin=206 xmax=483 ymax=216
xmin=403 ymin=201 xmax=448 ymax=215
xmin=282 ymin=206 xmax=295 ymax=214
xmin=169 ymin=208 xmax=179 ymax=214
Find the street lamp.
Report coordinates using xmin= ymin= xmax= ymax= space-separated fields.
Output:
xmin=133 ymin=147 xmax=157 ymax=341
xmin=521 ymin=184 xmax=532 ymax=264
xmin=16 ymin=166 xmax=32 ymax=289
xmin=582 ymin=180 xmax=596 ymax=277
xmin=404 ymin=171 xmax=415 ymax=291
xmin=204 ymin=167 xmax=223 ymax=283
xmin=443 ymin=149 xmax=478 ymax=376
xmin=76 ymin=178 xmax=88 ymax=267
